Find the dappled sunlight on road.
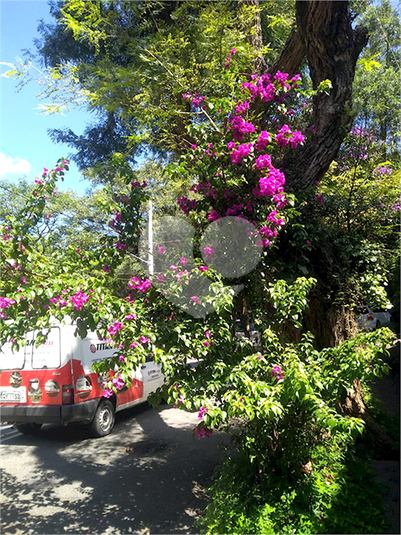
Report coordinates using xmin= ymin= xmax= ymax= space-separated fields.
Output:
xmin=0 ymin=404 xmax=231 ymax=534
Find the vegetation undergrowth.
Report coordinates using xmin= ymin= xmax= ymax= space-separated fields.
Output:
xmin=198 ymin=432 xmax=389 ymax=534
xmin=359 ymin=379 xmax=400 ymax=458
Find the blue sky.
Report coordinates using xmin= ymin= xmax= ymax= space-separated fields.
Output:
xmin=0 ymin=0 xmax=93 ymax=195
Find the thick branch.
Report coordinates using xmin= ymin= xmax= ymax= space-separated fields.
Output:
xmin=268 ymin=28 xmax=305 ymax=78
xmin=280 ymin=1 xmax=369 ymax=194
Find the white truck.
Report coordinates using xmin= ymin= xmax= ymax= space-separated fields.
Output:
xmin=0 ymin=324 xmax=164 ymax=437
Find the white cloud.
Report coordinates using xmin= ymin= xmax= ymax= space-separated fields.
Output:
xmin=0 ymin=152 xmax=32 ymax=179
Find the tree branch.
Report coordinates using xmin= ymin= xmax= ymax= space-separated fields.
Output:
xmin=268 ymin=28 xmax=306 ymax=78
xmin=140 ymin=45 xmax=221 ymax=134
xmin=281 ymin=1 xmax=369 ymax=194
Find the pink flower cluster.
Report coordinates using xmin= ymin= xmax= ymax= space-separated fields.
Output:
xmin=259 ymin=168 xmax=286 ymax=197
xmin=230 ymin=142 xmax=253 ymax=164
xmin=273 ymin=71 xmax=291 ymax=88
xmin=229 ymin=116 xmax=255 ymax=141
xmin=271 ymin=365 xmax=284 ymax=380
xmin=258 ymin=226 xmax=277 ymax=239
xmin=350 ymin=127 xmax=377 ymax=143
xmin=267 ymin=210 xmax=285 ymax=227
xmin=373 ymin=165 xmax=392 ymax=176
xmin=173 ymin=383 xmax=184 ymax=406
xmin=275 ymin=124 xmax=305 ymax=149
xmin=176 ymin=270 xmax=189 ymax=282
xmin=0 ymin=297 xmax=16 ymax=309
xmin=242 ymin=75 xmax=276 ymax=103
xmin=235 ymin=101 xmax=250 ymax=115
xmin=183 ymin=92 xmax=206 ymax=108
xmin=273 ymin=193 xmax=288 ymax=209
xmin=198 ymin=406 xmax=208 ymax=419
xmin=255 ymin=131 xmax=271 ymax=150
xmin=128 ymin=277 xmax=151 ymax=293
xmin=241 ymin=71 xmax=301 ymax=104
xmin=195 ymin=422 xmax=213 ymax=438
xmin=177 ymin=196 xmax=197 ymax=215
xmin=112 ymin=373 xmax=125 ymax=390
xmin=204 ymin=330 xmax=214 ymax=347
xmin=70 ymin=291 xmax=91 ymax=311
xmin=208 ymin=210 xmax=221 ymax=221
xmin=49 ymin=295 xmax=68 ymax=308
xmin=255 ymin=154 xmax=272 ymax=169
xmin=225 ymin=48 xmax=237 ymax=68
xmin=203 ymin=247 xmax=214 ymax=260
xmin=108 ymin=321 xmax=123 ymax=336
xmin=103 ymin=373 xmax=126 ymax=399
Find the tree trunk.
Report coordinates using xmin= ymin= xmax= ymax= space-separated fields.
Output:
xmin=270 ymin=2 xmax=368 ymax=347
xmin=337 ymin=379 xmax=396 ymax=454
xmin=271 ymin=1 xmax=369 ymax=194
xmin=244 ymin=0 xmax=392 ymax=452
xmin=240 ymin=0 xmax=268 ymax=73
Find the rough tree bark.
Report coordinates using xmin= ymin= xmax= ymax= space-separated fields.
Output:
xmin=272 ymin=1 xmax=369 ymax=193
xmin=243 ymin=1 xmax=370 ymax=344
xmin=337 ymin=378 xmax=396 ymax=455
xmin=245 ymin=0 xmax=368 ymax=194
xmin=268 ymin=28 xmax=305 ymax=78
xmin=241 ymin=1 xmax=370 ymax=345
xmin=240 ymin=0 xmax=268 ymax=73
xmin=244 ymin=1 xmax=396 ymax=449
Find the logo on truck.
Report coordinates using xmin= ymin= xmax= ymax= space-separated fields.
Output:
xmin=26 ymin=339 xmax=54 ymax=346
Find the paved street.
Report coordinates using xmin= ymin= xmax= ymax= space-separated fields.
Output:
xmin=0 ymin=404 xmax=231 ymax=535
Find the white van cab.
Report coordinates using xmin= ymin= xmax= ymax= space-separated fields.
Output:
xmin=0 ymin=323 xmax=164 ymax=437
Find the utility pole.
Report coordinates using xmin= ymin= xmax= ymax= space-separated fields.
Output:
xmin=148 ymin=200 xmax=154 ymax=276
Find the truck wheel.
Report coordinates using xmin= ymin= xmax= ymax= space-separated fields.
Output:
xmin=91 ymin=399 xmax=115 ymax=437
xmin=16 ymin=423 xmax=42 ymax=435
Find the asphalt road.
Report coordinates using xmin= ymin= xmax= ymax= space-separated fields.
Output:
xmin=0 ymin=404 xmax=231 ymax=535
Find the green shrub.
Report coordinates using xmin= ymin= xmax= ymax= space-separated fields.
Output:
xmin=198 ymin=434 xmax=388 ymax=534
